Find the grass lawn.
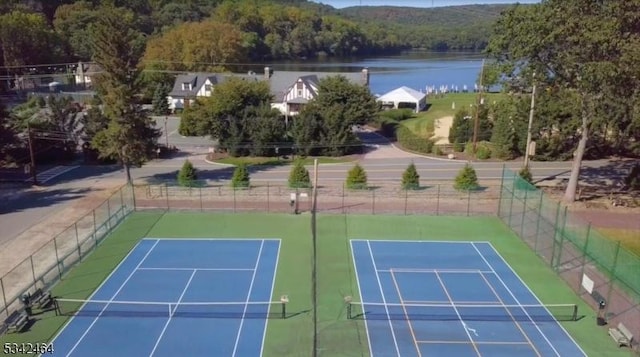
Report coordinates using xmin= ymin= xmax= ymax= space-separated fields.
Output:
xmin=597 ymin=228 xmax=640 ymax=255
xmin=402 ymin=92 xmax=504 ymax=137
xmin=211 ymin=156 xmax=352 ymax=166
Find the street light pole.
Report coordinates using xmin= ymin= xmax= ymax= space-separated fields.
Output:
xmin=524 ymin=73 xmax=537 ymax=168
xmin=26 ymin=124 xmax=38 ymax=185
xmin=164 ymin=116 xmax=169 ymax=148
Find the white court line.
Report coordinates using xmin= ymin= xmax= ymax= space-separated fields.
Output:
xmin=349 ymin=241 xmax=374 ymax=356
xmin=389 ymin=269 xmax=422 ymax=357
xmin=143 ymin=238 xmax=281 ymax=242
xmin=49 ymin=240 xmax=148 ymax=351
xmin=138 ymin=267 xmax=254 ymax=271
xmin=350 ymin=239 xmax=490 ymax=244
xmin=367 ymin=240 xmax=401 ymax=356
xmin=472 ymin=242 xmax=587 ymax=357
xmin=471 ymin=243 xmax=563 ymax=357
xmin=377 ymin=268 xmax=494 ymax=274
xmin=434 ymin=271 xmax=481 ymax=356
xmin=260 ymin=241 xmax=281 ymax=357
xmin=65 ymin=239 xmax=160 ymax=357
xmin=149 ymin=269 xmax=197 ymax=356
xmin=231 ymin=239 xmax=265 ymax=357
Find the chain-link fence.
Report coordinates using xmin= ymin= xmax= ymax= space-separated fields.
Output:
xmin=132 ymin=181 xmax=500 ymax=216
xmin=499 ymin=167 xmax=640 ymax=348
xmin=0 ymin=185 xmax=134 ymax=319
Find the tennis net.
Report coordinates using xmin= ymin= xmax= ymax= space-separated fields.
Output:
xmin=347 ymin=301 xmax=579 ymax=322
xmin=55 ymin=298 xmax=287 ymax=319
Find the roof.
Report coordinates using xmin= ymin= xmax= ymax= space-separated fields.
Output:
xmin=168 ymin=72 xmax=262 ymax=98
xmin=377 ymin=86 xmax=426 ymax=103
xmin=269 ymin=71 xmax=366 ymax=102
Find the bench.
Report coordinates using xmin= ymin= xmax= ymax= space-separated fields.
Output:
xmin=3 ymin=309 xmax=30 ymax=333
xmin=608 ymin=322 xmax=633 ymax=348
xmin=30 ymin=288 xmax=53 ymax=310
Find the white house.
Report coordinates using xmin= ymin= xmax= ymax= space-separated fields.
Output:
xmin=167 ymin=72 xmax=261 ymax=112
xmin=376 ymin=86 xmax=427 ymax=113
xmin=266 ymin=67 xmax=370 ymax=116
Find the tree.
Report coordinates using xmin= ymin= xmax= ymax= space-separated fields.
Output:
xmin=231 ymin=163 xmax=250 ymax=188
xmin=151 ymin=83 xmax=170 ymax=115
xmin=53 ymin=2 xmax=99 ymax=60
xmin=486 ymin=1 xmax=640 ymax=202
xmin=346 ymin=163 xmax=368 ymax=190
xmin=89 ymin=6 xmax=161 ymax=185
xmin=448 ymin=108 xmax=471 ymax=144
xmin=0 ymin=99 xmax=17 ymax=163
xmin=288 ymin=159 xmax=311 ymax=188
xmin=401 ymin=162 xmax=420 ymax=190
xmin=177 ymin=159 xmax=198 ymax=187
xmin=454 ymin=164 xmax=479 ymax=191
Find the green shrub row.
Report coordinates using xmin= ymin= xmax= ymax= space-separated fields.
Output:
xmin=396 ymin=125 xmax=435 ymax=155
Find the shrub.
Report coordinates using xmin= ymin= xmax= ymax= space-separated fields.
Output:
xmin=519 ymin=166 xmax=533 ymax=184
xmin=454 ymin=164 xmax=479 ymax=191
xmin=625 ymin=163 xmax=640 ymax=191
xmin=378 ymin=108 xmax=414 ymax=121
xmin=453 ymin=142 xmax=465 ymax=152
xmin=396 ymin=125 xmax=435 ymax=154
xmin=346 ymin=163 xmax=368 ymax=190
xmin=465 ymin=141 xmax=493 ymax=160
xmin=288 ymin=160 xmax=311 ymax=188
xmin=231 ymin=163 xmax=250 ymax=188
xmin=515 ymin=166 xmax=535 ymax=191
xmin=432 ymin=145 xmax=444 ymax=156
xmin=402 ymin=162 xmax=420 ymax=190
xmin=177 ymin=159 xmax=197 ymax=187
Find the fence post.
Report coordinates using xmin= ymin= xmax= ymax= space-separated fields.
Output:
xmin=165 ymin=183 xmax=170 ymax=211
xmin=341 ymin=183 xmax=345 ymax=214
xmin=0 ymin=278 xmax=8 ymax=318
xmin=75 ymin=222 xmax=81 ymax=259
xmin=497 ymin=164 xmax=505 ymax=216
xmin=199 ymin=187 xmax=203 ymax=212
xmin=119 ymin=186 xmax=125 ymax=210
xmin=533 ymin=192 xmax=544 ymax=253
xmin=466 ymin=189 xmax=471 ymax=216
xmin=91 ymin=209 xmax=98 ymax=247
xmin=507 ymin=176 xmax=516 ymax=227
xmin=106 ymin=197 xmax=111 ymax=230
xmin=519 ymin=189 xmax=528 ymax=238
xmin=267 ymin=182 xmax=270 ymax=213
xmin=604 ymin=241 xmax=622 ymax=318
xmin=578 ymin=223 xmax=591 ymax=291
xmin=371 ymin=189 xmax=375 ymax=215
xmin=436 ymin=184 xmax=440 ymax=216
xmin=552 ymin=206 xmax=568 ymax=271
xmin=53 ymin=237 xmax=62 ymax=279
xmin=233 ymin=187 xmax=237 ymax=213
xmin=131 ymin=184 xmax=137 ymax=211
xmin=404 ymin=188 xmax=408 ymax=215
xmin=30 ymin=256 xmax=37 ymax=287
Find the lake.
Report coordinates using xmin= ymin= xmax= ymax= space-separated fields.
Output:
xmin=259 ymin=50 xmax=486 ymax=96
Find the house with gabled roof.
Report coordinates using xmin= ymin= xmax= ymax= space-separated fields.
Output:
xmin=265 ymin=67 xmax=370 ymax=116
xmin=167 ymin=72 xmax=260 ymax=112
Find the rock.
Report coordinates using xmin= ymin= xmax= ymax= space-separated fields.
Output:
xmin=448 ymin=153 xmax=456 ymax=160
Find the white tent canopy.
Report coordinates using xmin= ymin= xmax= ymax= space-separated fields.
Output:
xmin=376 ymin=86 xmax=427 ymax=113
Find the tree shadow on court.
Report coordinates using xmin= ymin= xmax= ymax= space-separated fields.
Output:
xmin=139 ymin=164 xmax=292 ymax=184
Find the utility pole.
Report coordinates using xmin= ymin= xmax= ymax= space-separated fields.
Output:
xmin=472 ymin=59 xmax=485 ymax=154
xmin=164 ymin=116 xmax=169 ymax=147
xmin=524 ymin=73 xmax=537 ymax=168
xmin=26 ymin=124 xmax=38 ymax=186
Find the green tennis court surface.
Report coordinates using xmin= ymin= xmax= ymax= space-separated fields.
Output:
xmin=0 ymin=212 xmax=630 ymax=356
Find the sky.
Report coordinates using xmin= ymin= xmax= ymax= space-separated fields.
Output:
xmin=311 ymin=0 xmax=540 ymax=9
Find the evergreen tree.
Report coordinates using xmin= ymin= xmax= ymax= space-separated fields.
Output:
xmin=448 ymin=108 xmax=471 ymax=144
xmin=288 ymin=159 xmax=311 ymax=188
xmin=231 ymin=163 xmax=250 ymax=188
xmin=346 ymin=163 xmax=368 ymax=190
xmin=89 ymin=6 xmax=161 ymax=185
xmin=454 ymin=164 xmax=479 ymax=191
xmin=401 ymin=162 xmax=420 ymax=190
xmin=151 ymin=83 xmax=170 ymax=115
xmin=177 ymin=159 xmax=198 ymax=187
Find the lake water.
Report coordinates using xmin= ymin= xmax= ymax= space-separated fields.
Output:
xmin=260 ymin=51 xmax=486 ymax=96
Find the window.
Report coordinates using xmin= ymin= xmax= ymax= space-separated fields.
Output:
xmin=182 ymin=82 xmax=192 ymax=91
xmin=297 ymin=90 xmax=303 ymax=96
xmin=296 ymin=82 xmax=303 ymax=90
xmin=204 ymin=84 xmax=212 ymax=92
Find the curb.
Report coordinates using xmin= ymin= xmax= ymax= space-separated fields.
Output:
xmin=203 ymin=157 xmax=356 ymax=167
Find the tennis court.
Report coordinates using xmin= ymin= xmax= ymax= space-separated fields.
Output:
xmin=350 ymin=240 xmax=587 ymax=356
xmin=49 ymin=238 xmax=281 ymax=356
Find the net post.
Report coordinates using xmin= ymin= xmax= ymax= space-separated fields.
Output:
xmin=280 ymin=295 xmax=289 ymax=319
xmin=53 ymin=298 xmax=60 ymax=316
xmin=344 ymin=296 xmax=352 ymax=319
xmin=572 ymin=304 xmax=578 ymax=321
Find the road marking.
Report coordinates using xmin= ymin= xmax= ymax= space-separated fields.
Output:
xmin=24 ymin=165 xmax=78 ymax=184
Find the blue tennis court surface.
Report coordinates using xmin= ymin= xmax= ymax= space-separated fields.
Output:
xmin=50 ymin=238 xmax=280 ymax=357
xmin=351 ymin=240 xmax=586 ymax=357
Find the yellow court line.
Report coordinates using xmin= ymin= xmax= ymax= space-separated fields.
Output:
xmin=389 ymin=269 xmax=423 ymax=357
xmin=478 ymin=272 xmax=542 ymax=357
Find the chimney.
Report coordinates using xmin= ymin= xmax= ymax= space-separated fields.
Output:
xmin=362 ymin=67 xmax=369 ymax=86
xmin=264 ymin=66 xmax=271 ymax=80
